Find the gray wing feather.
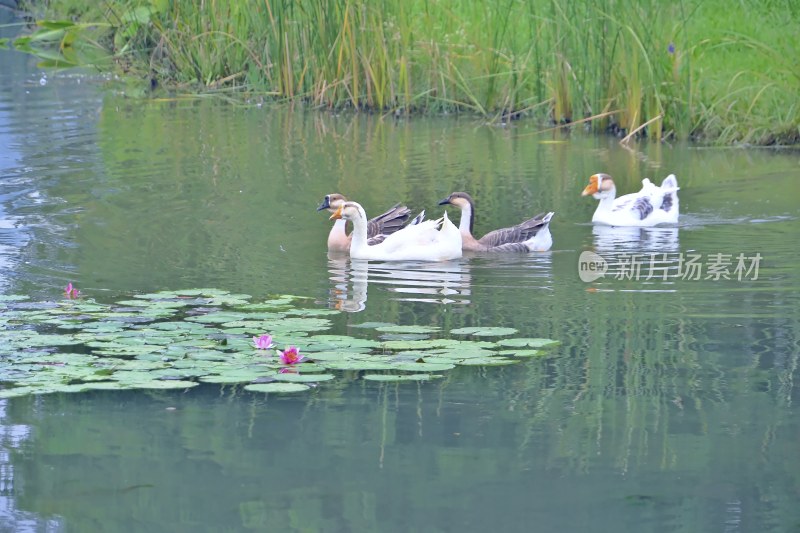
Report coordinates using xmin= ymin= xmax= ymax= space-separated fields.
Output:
xmin=483 ymin=242 xmax=532 ymax=253
xmin=367 ymin=234 xmax=387 ymax=245
xmin=631 ymin=197 xmax=654 ymax=220
xmin=366 ymin=204 xmax=412 ymax=239
xmin=477 ymin=212 xmax=551 ymax=247
xmin=661 ymin=193 xmax=674 ymax=212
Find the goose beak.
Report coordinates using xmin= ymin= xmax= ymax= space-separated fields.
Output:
xmin=317 ymin=196 xmax=331 ymax=211
xmin=582 ymin=176 xmax=599 ymax=196
xmin=329 ymin=205 xmax=344 ymax=220
xmin=437 ymin=196 xmax=452 ymax=206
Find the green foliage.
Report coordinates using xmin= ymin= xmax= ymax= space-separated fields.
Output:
xmin=15 ymin=0 xmax=800 ymax=144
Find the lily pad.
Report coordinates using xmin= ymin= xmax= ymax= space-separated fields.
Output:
xmin=375 ymin=325 xmax=441 ymax=334
xmin=272 ymin=373 xmax=335 ymax=383
xmin=0 ymin=295 xmax=30 ymax=302
xmin=496 ymin=338 xmax=561 ymax=348
xmin=498 ymin=349 xmax=545 ymax=357
xmin=380 ymin=333 xmax=431 ymax=341
xmin=362 ymin=374 xmax=443 ymax=382
xmin=0 ymin=288 xmax=558 ymax=398
xmin=389 ymin=362 xmax=456 ymax=372
xmin=449 ymin=326 xmax=518 ymax=337
xmin=350 ymin=321 xmax=395 ymax=329
xmin=455 ymin=357 xmax=519 ymax=366
xmin=117 ymin=379 xmax=199 ymax=390
xmin=244 ymin=382 xmax=310 ymax=393
xmin=321 ymin=361 xmax=397 ymax=371
xmin=199 ymin=371 xmax=278 ymax=384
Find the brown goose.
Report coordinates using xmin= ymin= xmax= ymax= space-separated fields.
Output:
xmin=438 ymin=192 xmax=554 ymax=252
xmin=317 ymin=193 xmax=422 ymax=252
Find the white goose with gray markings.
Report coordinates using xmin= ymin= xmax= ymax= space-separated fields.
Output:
xmin=581 ymin=173 xmax=679 ymax=226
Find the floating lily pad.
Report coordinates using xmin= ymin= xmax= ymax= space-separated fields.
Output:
xmin=375 ymin=325 xmax=441 ymax=334
xmin=0 ymin=289 xmax=559 ymax=398
xmin=389 ymin=362 xmax=456 ymax=372
xmin=0 ymin=386 xmax=39 ymax=399
xmin=496 ymin=338 xmax=561 ymax=348
xmin=302 ymin=351 xmax=364 ymax=362
xmin=449 ymin=326 xmax=518 ymax=337
xmin=362 ymin=374 xmax=443 ymax=382
xmin=199 ymin=371 xmax=277 ymax=384
xmin=187 ymin=311 xmax=251 ymax=323
xmin=119 ymin=379 xmax=199 ymax=390
xmin=321 ymin=361 xmax=398 ymax=371
xmin=306 ymin=335 xmax=380 ymax=348
xmin=0 ymin=295 xmax=30 ymax=302
xmin=244 ymin=382 xmax=310 ymax=393
xmin=428 ymin=348 xmax=497 ymax=359
xmin=455 ymin=357 xmax=519 ymax=366
xmin=498 ymin=349 xmax=545 ymax=357
xmin=380 ymin=333 xmax=431 ymax=341
xmin=273 ymin=373 xmax=335 ymax=383
xmin=350 ymin=322 xmax=395 ymax=329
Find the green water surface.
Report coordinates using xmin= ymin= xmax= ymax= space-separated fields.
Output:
xmin=1 ymin=12 xmax=800 ymax=532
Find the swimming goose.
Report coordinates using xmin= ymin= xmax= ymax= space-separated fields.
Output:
xmin=317 ymin=193 xmax=421 ymax=252
xmin=437 ymin=192 xmax=554 ymax=252
xmin=330 ymin=201 xmax=462 ymax=261
xmin=581 ymin=173 xmax=679 ymax=226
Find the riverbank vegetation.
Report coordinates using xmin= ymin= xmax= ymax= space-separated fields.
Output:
xmin=13 ymin=0 xmax=800 ymax=145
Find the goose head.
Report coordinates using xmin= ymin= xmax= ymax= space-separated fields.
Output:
xmin=582 ymin=173 xmax=616 ymax=199
xmin=438 ymin=191 xmax=475 ymax=234
xmin=438 ymin=191 xmax=474 ymax=210
xmin=329 ymin=202 xmax=366 ymax=222
xmin=317 ymin=193 xmax=347 ymax=213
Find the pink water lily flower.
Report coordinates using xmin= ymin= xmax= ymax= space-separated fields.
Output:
xmin=64 ymin=282 xmax=80 ymax=299
xmin=278 ymin=345 xmax=304 ymax=365
xmin=252 ymin=334 xmax=275 ymax=350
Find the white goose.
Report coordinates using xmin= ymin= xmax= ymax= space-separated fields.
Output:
xmin=581 ymin=173 xmax=680 ymax=226
xmin=317 ymin=193 xmax=423 ymax=252
xmin=330 ymin=201 xmax=462 ymax=261
xmin=438 ymin=192 xmax=554 ymax=252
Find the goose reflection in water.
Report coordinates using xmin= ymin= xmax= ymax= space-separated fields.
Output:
xmin=327 ymin=255 xmax=472 ymax=312
xmin=591 ymin=224 xmax=680 ymax=254
xmin=589 ymin=225 xmax=682 ymax=284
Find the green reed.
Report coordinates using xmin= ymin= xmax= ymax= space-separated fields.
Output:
xmin=18 ymin=0 xmax=800 ymax=144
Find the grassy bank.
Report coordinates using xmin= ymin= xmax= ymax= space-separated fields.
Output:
xmin=13 ymin=0 xmax=800 ymax=145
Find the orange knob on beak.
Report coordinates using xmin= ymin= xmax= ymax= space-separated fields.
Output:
xmin=581 ymin=175 xmax=599 ymax=196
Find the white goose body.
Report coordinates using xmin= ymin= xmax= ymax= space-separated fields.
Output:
xmin=331 ymin=202 xmax=462 ymax=262
xmin=318 ymin=193 xmax=421 ymax=252
xmin=582 ymin=174 xmax=680 ymax=227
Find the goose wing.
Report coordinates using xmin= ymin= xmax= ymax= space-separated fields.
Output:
xmin=377 ymin=218 xmax=442 ymax=253
xmin=366 ymin=204 xmax=412 ymax=239
xmin=659 ymin=174 xmax=679 ymax=213
xmin=476 ymin=212 xmax=551 ymax=247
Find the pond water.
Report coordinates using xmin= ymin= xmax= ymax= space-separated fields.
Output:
xmin=2 ymin=12 xmax=800 ymax=533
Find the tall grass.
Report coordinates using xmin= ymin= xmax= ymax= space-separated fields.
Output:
xmin=17 ymin=0 xmax=800 ymax=144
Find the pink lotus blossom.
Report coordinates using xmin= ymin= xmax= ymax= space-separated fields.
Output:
xmin=252 ymin=334 xmax=275 ymax=350
xmin=64 ymin=282 xmax=80 ymax=299
xmin=278 ymin=345 xmax=304 ymax=365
